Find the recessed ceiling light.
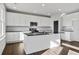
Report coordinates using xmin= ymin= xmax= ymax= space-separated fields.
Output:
xmin=47 ymin=13 xmax=51 ymax=15
xmin=13 ymin=3 xmax=17 ymax=9
xmin=41 ymin=4 xmax=46 ymax=7
xmin=13 ymin=6 xmax=17 ymax=9
xmin=58 ymin=9 xmax=62 ymax=11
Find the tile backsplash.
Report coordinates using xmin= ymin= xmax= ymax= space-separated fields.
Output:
xmin=6 ymin=26 xmax=52 ymax=33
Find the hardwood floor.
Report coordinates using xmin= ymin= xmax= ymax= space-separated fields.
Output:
xmin=2 ymin=41 xmax=79 ymax=55
xmin=2 ymin=42 xmax=26 ymax=55
xmin=2 ymin=42 xmax=63 ymax=55
xmin=61 ymin=40 xmax=79 ymax=47
xmin=61 ymin=40 xmax=79 ymax=54
xmin=3 ymin=42 xmax=50 ymax=55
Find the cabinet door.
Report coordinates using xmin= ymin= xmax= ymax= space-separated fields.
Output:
xmin=7 ymin=12 xmax=26 ymax=26
xmin=24 ymin=35 xmax=50 ymax=54
xmin=6 ymin=32 xmax=21 ymax=43
xmin=38 ymin=17 xmax=51 ymax=26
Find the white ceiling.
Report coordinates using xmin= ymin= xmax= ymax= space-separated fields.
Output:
xmin=5 ymin=3 xmax=79 ymax=16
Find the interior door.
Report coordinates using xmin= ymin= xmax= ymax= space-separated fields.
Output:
xmin=54 ymin=21 xmax=58 ymax=34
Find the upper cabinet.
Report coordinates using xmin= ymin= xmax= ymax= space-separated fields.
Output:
xmin=63 ymin=12 xmax=79 ymax=27
xmin=6 ymin=12 xmax=27 ymax=26
xmin=6 ymin=12 xmax=51 ymax=26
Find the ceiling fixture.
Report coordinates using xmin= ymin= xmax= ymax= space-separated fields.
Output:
xmin=13 ymin=3 xmax=17 ymax=9
xmin=13 ymin=6 xmax=17 ymax=9
xmin=58 ymin=9 xmax=62 ymax=11
xmin=41 ymin=3 xmax=46 ymax=7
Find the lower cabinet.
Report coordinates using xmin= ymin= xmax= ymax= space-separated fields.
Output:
xmin=6 ymin=32 xmax=24 ymax=43
xmin=24 ymin=35 xmax=50 ymax=54
xmin=61 ymin=32 xmax=71 ymax=41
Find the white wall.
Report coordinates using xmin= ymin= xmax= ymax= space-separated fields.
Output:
xmin=63 ymin=16 xmax=72 ymax=26
xmin=0 ymin=4 xmax=6 ymax=37
xmin=0 ymin=35 xmax=6 ymax=55
xmin=0 ymin=4 xmax=6 ymax=55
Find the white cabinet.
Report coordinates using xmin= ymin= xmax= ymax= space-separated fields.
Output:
xmin=50 ymin=34 xmax=60 ymax=48
xmin=24 ymin=34 xmax=51 ymax=54
xmin=6 ymin=12 xmax=51 ymax=26
xmin=6 ymin=32 xmax=24 ymax=43
xmin=6 ymin=12 xmax=27 ymax=26
xmin=61 ymin=32 xmax=71 ymax=41
xmin=38 ymin=17 xmax=51 ymax=26
xmin=24 ymin=34 xmax=60 ymax=54
xmin=62 ymin=12 xmax=79 ymax=42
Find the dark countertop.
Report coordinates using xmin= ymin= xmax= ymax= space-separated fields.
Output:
xmin=24 ymin=32 xmax=51 ymax=36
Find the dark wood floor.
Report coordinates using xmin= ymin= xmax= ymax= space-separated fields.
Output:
xmin=2 ymin=42 xmax=50 ymax=55
xmin=61 ymin=40 xmax=79 ymax=54
xmin=2 ymin=41 xmax=79 ymax=55
xmin=2 ymin=42 xmax=26 ymax=55
xmin=61 ymin=40 xmax=79 ymax=47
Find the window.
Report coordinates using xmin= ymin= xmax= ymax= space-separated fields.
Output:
xmin=0 ymin=5 xmax=5 ymax=37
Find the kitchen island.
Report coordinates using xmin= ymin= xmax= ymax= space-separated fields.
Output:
xmin=23 ymin=32 xmax=60 ymax=54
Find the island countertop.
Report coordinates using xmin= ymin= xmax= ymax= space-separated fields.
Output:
xmin=24 ymin=32 xmax=52 ymax=36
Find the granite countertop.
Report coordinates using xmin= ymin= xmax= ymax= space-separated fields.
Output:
xmin=24 ymin=32 xmax=51 ymax=36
